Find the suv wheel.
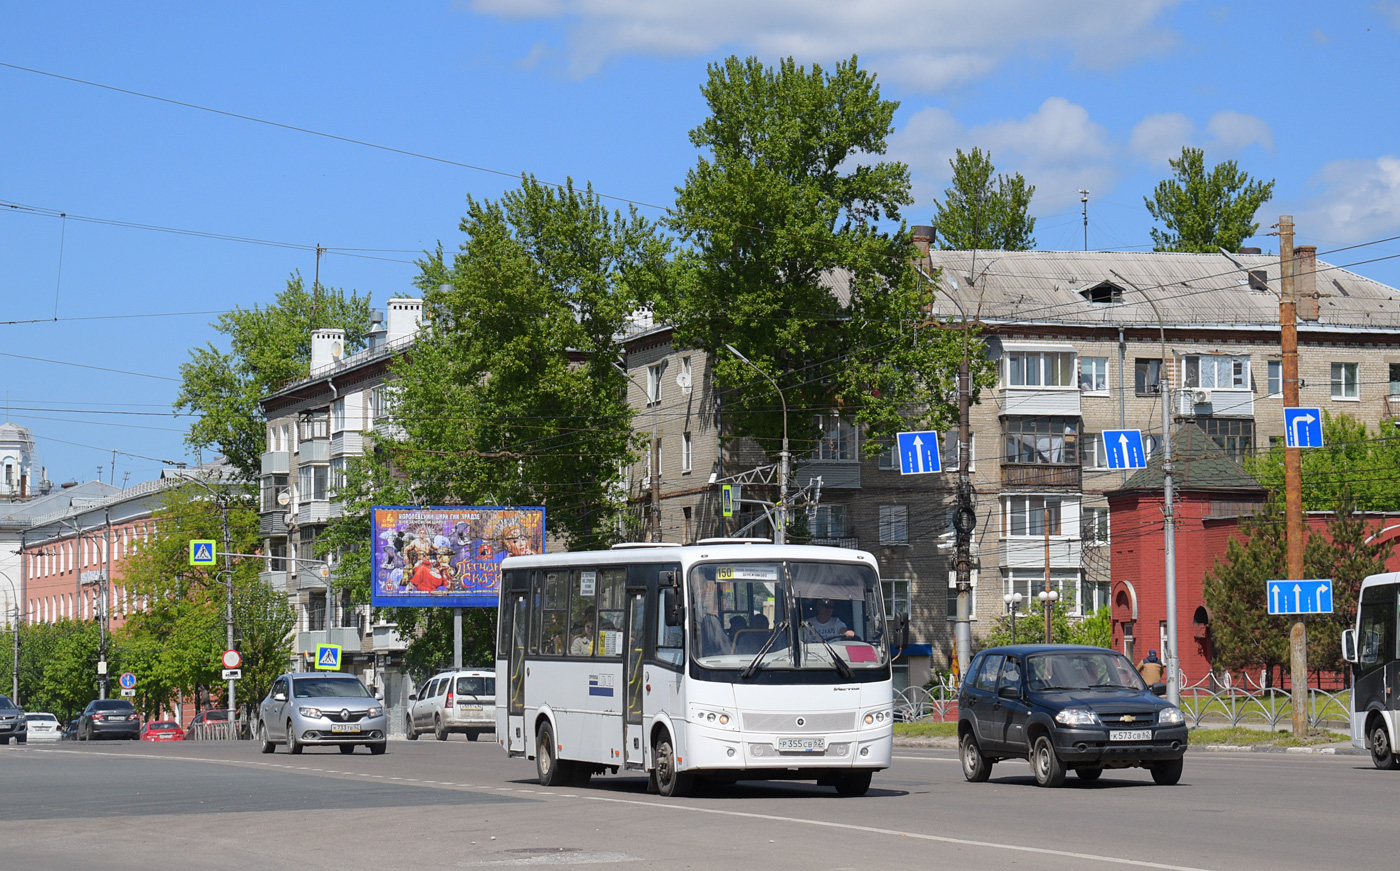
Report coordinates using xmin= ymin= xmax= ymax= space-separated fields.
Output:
xmin=960 ymin=732 xmax=992 ymax=783
xmin=1149 ymin=757 xmax=1183 ymax=785
xmin=1075 ymin=767 xmax=1103 ymax=782
xmin=434 ymin=714 xmax=448 ymax=741
xmin=1031 ymin=736 xmax=1066 ymax=788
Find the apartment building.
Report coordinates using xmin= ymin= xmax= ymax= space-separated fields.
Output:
xmin=256 ymin=298 xmax=422 ymax=694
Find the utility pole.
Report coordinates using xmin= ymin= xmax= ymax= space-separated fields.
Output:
xmin=952 ymin=340 xmax=975 ymax=675
xmin=99 ymin=509 xmax=112 ymax=702
xmin=218 ymin=491 xmax=237 ymax=718
xmin=1079 ymin=190 xmax=1090 ymax=251
xmin=1279 ymin=215 xmax=1308 ymax=738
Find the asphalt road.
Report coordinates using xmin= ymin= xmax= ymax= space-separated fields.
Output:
xmin=0 ymin=738 xmax=1381 ymax=870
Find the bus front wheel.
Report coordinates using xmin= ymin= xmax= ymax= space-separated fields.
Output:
xmin=536 ymin=722 xmax=573 ymax=787
xmin=653 ymin=732 xmax=694 ymax=798
xmin=1371 ymin=718 xmax=1400 ymax=771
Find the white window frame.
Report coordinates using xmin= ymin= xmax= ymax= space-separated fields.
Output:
xmin=1083 ymin=506 xmax=1109 ymax=545
xmin=814 ymin=415 xmax=857 ymax=461
xmin=1267 ymin=360 xmax=1283 ymax=397
xmin=811 ymin=505 xmax=848 ymax=538
xmin=331 ymin=398 xmax=346 ymax=434
xmin=1005 ymin=350 xmax=1077 ymax=389
xmin=1004 ymin=568 xmax=1079 ymax=615
xmin=877 ymin=437 xmax=897 ymax=470
xmin=1080 ymin=357 xmax=1109 ymax=394
xmin=1183 ymin=354 xmax=1250 ymax=390
xmin=646 ymin=363 xmax=663 ymax=406
xmin=1003 ymin=495 xmax=1064 ymax=538
xmin=1083 ymin=434 xmax=1109 ymax=470
xmin=1331 ymin=362 xmax=1359 ymax=400
xmin=883 ymin=579 xmax=911 ymax=620
xmin=879 ymin=505 xmax=909 ymax=545
xmin=681 ymin=432 xmax=693 ymax=474
xmin=942 ymin=432 xmax=976 ymax=472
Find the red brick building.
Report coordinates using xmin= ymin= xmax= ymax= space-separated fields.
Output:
xmin=1108 ymin=424 xmax=1400 ymax=683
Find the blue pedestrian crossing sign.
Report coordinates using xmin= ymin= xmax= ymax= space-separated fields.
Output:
xmin=1283 ymin=408 xmax=1324 ymax=448
xmin=1102 ymin=429 xmax=1147 ymax=470
xmin=895 ymin=431 xmax=942 ymax=475
xmin=721 ymin=484 xmax=735 ymax=518
xmin=189 ymin=540 xmax=217 ymax=566
xmin=314 ymin=644 xmax=343 ymax=671
xmin=1267 ymin=578 xmax=1333 ymax=615
xmin=119 ymin=672 xmax=136 ymax=690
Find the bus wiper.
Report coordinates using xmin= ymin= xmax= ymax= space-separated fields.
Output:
xmin=741 ymin=621 xmax=789 ymax=680
xmin=801 ymin=622 xmax=854 ymax=681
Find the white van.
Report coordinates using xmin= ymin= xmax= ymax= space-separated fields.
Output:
xmin=405 ymin=669 xmax=496 ymax=741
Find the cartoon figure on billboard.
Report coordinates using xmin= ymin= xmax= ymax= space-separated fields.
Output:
xmin=371 ymin=506 xmax=546 ymax=608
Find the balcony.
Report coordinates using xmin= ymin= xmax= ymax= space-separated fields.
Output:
xmin=331 ymin=431 xmax=364 ymax=457
xmin=298 ymin=502 xmax=331 ymax=526
xmin=300 ymin=439 xmax=330 ymax=463
xmin=794 ymin=461 xmax=860 ymax=490
xmin=261 ymin=451 xmax=290 ymax=475
xmin=1001 ymin=463 xmax=1082 ymax=490
xmin=259 ymin=513 xmax=288 ymax=537
xmin=259 ymin=570 xmax=292 ymax=593
xmin=1002 ymin=387 xmax=1081 ymax=418
xmin=1000 ymin=537 xmax=1082 ymax=570
xmin=372 ymin=623 xmax=409 ymax=652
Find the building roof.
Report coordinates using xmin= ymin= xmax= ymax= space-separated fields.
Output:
xmin=0 ymin=481 xmax=121 ymax=529
xmin=923 ymin=249 xmax=1400 ymax=334
xmin=1112 ymin=423 xmax=1266 ymax=494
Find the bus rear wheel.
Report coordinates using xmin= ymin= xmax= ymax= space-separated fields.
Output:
xmin=1371 ymin=719 xmax=1400 ymax=770
xmin=653 ymin=732 xmax=693 ymax=798
xmin=536 ymin=722 xmax=573 ymax=787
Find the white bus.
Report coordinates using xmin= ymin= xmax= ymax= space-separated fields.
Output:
xmin=1343 ymin=572 xmax=1400 ymax=769
xmin=495 ymin=540 xmax=899 ymax=797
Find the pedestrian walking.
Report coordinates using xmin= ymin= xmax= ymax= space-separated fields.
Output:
xmin=1137 ymin=649 xmax=1165 ymax=684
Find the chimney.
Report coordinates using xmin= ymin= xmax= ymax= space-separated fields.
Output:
xmin=366 ymin=309 xmax=386 ymax=351
xmin=310 ymin=328 xmax=345 ymax=373
xmin=1294 ymin=245 xmax=1319 ymax=321
xmin=912 ymin=225 xmax=936 ymax=257
xmin=1237 ymin=247 xmax=1262 ymax=255
xmin=385 ymin=298 xmax=424 ymax=344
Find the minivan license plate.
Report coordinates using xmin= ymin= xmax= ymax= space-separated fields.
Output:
xmin=777 ymin=737 xmax=825 ymax=753
xmin=331 ymin=724 xmax=361 ymax=733
xmin=1109 ymin=729 xmax=1151 ymax=741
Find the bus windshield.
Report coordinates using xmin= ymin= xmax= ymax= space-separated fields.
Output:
xmin=688 ymin=560 xmax=888 ymax=673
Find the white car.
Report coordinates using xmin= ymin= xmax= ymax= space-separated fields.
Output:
xmin=405 ymin=670 xmax=496 ymax=741
xmin=24 ymin=712 xmax=61 ymax=742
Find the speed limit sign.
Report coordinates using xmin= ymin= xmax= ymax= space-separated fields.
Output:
xmin=222 ymin=649 xmax=242 ymax=669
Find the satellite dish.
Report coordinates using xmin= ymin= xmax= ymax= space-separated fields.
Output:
xmin=675 ymin=371 xmax=693 ymax=393
xmin=982 ymin=335 xmax=1003 ymax=362
xmin=277 ymin=490 xmax=290 ymax=506
xmin=330 ymin=341 xmax=344 ymax=359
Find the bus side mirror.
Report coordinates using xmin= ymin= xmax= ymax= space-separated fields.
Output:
xmin=662 ymin=588 xmax=684 ymax=628
xmin=890 ymin=613 xmax=910 ymax=649
xmin=1342 ymin=628 xmax=1358 ymax=664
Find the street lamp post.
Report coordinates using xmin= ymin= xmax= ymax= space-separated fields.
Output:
xmin=724 ymin=344 xmax=789 ymax=545
xmin=1002 ymin=592 xmax=1023 ymax=645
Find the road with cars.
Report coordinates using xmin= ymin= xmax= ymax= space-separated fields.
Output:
xmin=0 ymin=738 xmax=1380 ymax=870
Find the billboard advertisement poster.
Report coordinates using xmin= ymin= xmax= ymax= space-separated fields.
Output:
xmin=370 ymin=505 xmax=545 ymax=608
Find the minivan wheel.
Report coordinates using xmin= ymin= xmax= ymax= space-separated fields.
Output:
xmin=1031 ymin=736 xmax=1066 ymax=787
xmin=434 ymin=714 xmax=448 ymax=741
xmin=1371 ymin=720 xmax=1400 ymax=770
xmin=258 ymin=720 xmax=275 ymax=754
xmin=1149 ymin=757 xmax=1183 ymax=785
xmin=405 ymin=715 xmax=418 ymax=740
xmin=960 ymin=733 xmax=992 ymax=783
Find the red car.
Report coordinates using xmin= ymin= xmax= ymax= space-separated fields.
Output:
xmin=140 ymin=720 xmax=186 ymax=741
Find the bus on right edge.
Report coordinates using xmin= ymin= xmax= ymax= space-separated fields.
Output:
xmin=1343 ymin=571 xmax=1400 ymax=769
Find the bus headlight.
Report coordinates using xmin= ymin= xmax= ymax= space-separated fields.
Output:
xmin=862 ymin=708 xmax=892 ymax=727
xmin=691 ymin=706 xmax=738 ymax=730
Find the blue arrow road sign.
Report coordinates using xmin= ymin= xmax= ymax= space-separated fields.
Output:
xmin=896 ymin=431 xmax=942 ymax=475
xmin=1102 ymin=429 xmax=1147 ymax=470
xmin=1267 ymin=578 xmax=1333 ymax=615
xmin=119 ymin=672 xmax=136 ymax=690
xmin=314 ymin=644 xmax=342 ymax=671
xmin=1283 ymin=408 xmax=1324 ymax=448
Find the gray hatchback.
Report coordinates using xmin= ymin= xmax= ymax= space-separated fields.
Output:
xmin=257 ymin=673 xmax=387 ymax=755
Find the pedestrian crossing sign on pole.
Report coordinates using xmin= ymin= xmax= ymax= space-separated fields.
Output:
xmin=721 ymin=484 xmax=735 ymax=517
xmin=189 ymin=540 xmax=217 ymax=566
xmin=314 ymin=644 xmax=343 ymax=671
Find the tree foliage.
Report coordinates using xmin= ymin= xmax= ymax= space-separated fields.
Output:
xmin=1246 ymin=412 xmax=1400 ymax=512
xmin=175 ymin=275 xmax=371 ymax=479
xmin=980 ymin=603 xmax=1111 ymax=650
xmin=929 ymin=147 xmax=1036 ymax=251
xmin=324 ymin=175 xmax=668 ymax=668
xmin=1144 ymin=146 xmax=1275 ymax=253
xmin=664 ymin=55 xmax=987 ymax=459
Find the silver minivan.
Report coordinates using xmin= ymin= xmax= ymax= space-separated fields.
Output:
xmin=405 ymin=670 xmax=496 ymax=741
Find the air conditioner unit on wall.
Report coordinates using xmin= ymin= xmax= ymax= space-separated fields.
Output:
xmin=1193 ymin=389 xmax=1212 ymax=405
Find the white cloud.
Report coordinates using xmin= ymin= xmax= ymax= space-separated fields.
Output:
xmin=466 ymin=0 xmax=1180 ymax=91
xmin=1206 ymin=111 xmax=1274 ymax=153
xmin=1376 ymin=2 xmax=1400 ymax=31
xmin=1129 ymin=113 xmax=1195 ymax=165
xmin=1300 ymin=155 xmax=1400 ymax=244
xmin=890 ymin=98 xmax=1117 ymax=216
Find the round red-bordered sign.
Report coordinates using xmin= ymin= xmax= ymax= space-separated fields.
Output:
xmin=222 ymin=649 xmax=242 ymax=669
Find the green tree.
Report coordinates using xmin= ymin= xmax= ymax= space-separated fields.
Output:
xmin=1202 ymin=501 xmax=1291 ymax=675
xmin=1304 ymin=489 xmax=1394 ymax=674
xmin=980 ymin=602 xmax=1110 ymax=650
xmin=0 ymin=620 xmax=102 ymax=720
xmin=929 ymin=147 xmax=1036 ymax=251
xmin=1246 ymin=412 xmax=1400 ymax=512
xmin=1144 ymin=146 xmax=1275 ymax=253
xmin=665 ymin=55 xmax=986 ymax=460
xmin=175 ymin=275 xmax=371 ymax=480
xmin=324 ymin=175 xmax=668 ymax=668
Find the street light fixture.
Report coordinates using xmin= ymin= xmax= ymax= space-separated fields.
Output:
xmin=723 ymin=344 xmax=790 ymax=545
xmin=1037 ymin=589 xmax=1060 ymax=643
xmin=1002 ymin=592 xmax=1023 ymax=645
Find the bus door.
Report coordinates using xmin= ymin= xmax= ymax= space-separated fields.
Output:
xmin=623 ymin=574 xmax=648 ymax=769
xmin=507 ymin=591 xmax=529 ymax=756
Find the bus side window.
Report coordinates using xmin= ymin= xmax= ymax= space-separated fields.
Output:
xmin=542 ymin=570 xmax=568 ymax=656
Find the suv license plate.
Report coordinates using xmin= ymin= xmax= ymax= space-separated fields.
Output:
xmin=777 ymin=737 xmax=825 ymax=753
xmin=330 ymin=724 xmax=361 ymax=734
xmin=1109 ymin=729 xmax=1151 ymax=741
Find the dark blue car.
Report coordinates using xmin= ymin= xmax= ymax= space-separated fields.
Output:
xmin=958 ymin=644 xmax=1188 ymax=787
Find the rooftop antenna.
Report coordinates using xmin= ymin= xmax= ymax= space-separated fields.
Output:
xmin=1079 ymin=190 xmax=1090 ymax=251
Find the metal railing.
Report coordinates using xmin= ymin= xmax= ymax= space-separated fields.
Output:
xmin=184 ymin=710 xmax=243 ymax=740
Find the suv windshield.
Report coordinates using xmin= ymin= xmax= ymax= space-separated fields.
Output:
xmin=688 ymin=560 xmax=888 ymax=673
xmin=293 ymin=677 xmax=372 ymax=699
xmin=1027 ymin=650 xmax=1146 ymax=691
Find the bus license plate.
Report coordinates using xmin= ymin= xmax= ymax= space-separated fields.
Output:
xmin=331 ymin=724 xmax=361 ymax=734
xmin=1109 ymin=729 xmax=1151 ymax=741
xmin=777 ymin=737 xmax=825 ymax=753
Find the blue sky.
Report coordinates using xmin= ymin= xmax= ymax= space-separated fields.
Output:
xmin=3 ymin=1 xmax=1399 ymax=485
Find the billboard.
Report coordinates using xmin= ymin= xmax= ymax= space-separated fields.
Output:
xmin=370 ymin=505 xmax=546 ymax=608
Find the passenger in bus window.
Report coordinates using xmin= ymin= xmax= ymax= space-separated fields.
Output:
xmin=571 ymin=607 xmax=596 ymax=656
xmin=728 ymin=614 xmax=748 ymax=640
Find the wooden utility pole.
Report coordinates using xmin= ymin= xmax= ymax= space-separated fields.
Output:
xmin=1279 ymin=215 xmax=1309 ymax=737
xmin=1043 ymin=505 xmax=1053 ymax=643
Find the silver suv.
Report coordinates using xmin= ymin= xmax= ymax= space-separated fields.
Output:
xmin=257 ymin=673 xmax=387 ymax=755
xmin=405 ymin=670 xmax=496 ymax=741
